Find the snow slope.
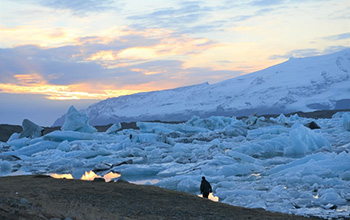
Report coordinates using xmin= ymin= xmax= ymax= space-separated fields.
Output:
xmin=54 ymin=49 xmax=350 ymax=126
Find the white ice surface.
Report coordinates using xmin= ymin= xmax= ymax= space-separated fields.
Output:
xmin=1 ymin=113 xmax=350 ymax=219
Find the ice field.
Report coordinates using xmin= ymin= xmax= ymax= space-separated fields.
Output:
xmin=1 ymin=107 xmax=350 ymax=219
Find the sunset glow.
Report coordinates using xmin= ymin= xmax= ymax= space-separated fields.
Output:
xmin=51 ymin=171 xmax=121 ymax=182
xmin=0 ymin=83 xmax=144 ymax=100
xmin=1 ymin=0 xmax=348 ymax=125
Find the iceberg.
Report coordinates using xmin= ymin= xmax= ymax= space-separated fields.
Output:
xmin=342 ymin=113 xmax=350 ymax=131
xmin=0 ymin=160 xmax=12 ymax=176
xmin=284 ymin=123 xmax=331 ymax=157
xmin=105 ymin=123 xmax=122 ymax=134
xmin=61 ymin=106 xmax=97 ymax=133
xmin=19 ymin=119 xmax=43 ymax=139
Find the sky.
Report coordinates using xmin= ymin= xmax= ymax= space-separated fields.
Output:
xmin=0 ymin=0 xmax=349 ymax=126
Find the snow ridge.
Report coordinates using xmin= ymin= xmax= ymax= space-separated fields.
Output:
xmin=53 ymin=49 xmax=350 ymax=126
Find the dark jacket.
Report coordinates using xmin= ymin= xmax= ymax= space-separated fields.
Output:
xmin=200 ymin=179 xmax=212 ymax=194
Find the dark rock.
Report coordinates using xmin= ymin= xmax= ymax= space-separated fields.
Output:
xmin=0 ymin=155 xmax=21 ymax=161
xmin=93 ymin=177 xmax=105 ymax=182
xmin=20 ymin=198 xmax=29 ymax=205
xmin=329 ymin=205 xmax=337 ymax=210
xmin=114 ymin=159 xmax=133 ymax=167
xmin=305 ymin=121 xmax=320 ymax=129
xmin=34 ymin=175 xmax=51 ymax=178
xmin=116 ymin=178 xmax=129 ymax=183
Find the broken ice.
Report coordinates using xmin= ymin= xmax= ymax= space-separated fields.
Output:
xmin=1 ymin=110 xmax=350 ymax=219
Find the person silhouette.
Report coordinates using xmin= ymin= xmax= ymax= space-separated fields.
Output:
xmin=200 ymin=176 xmax=212 ymax=198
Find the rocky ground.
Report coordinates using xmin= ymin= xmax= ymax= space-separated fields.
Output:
xmin=0 ymin=175 xmax=321 ymax=220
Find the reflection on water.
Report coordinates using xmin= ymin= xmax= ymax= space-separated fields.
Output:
xmin=198 ymin=193 xmax=219 ymax=202
xmin=51 ymin=171 xmax=120 ymax=182
xmin=131 ymin=178 xmax=160 ymax=185
xmin=337 ymin=205 xmax=350 ymax=212
xmin=103 ymin=172 xmax=121 ymax=182
xmin=51 ymin=173 xmax=74 ymax=179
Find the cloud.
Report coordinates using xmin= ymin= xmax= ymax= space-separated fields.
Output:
xmin=269 ymin=49 xmax=321 ymax=59
xmin=322 ymin=33 xmax=350 ymax=41
xmin=0 ymin=28 xmax=236 ymax=100
xmin=127 ymin=3 xmax=208 ymax=24
xmin=250 ymin=0 xmax=285 ymax=7
xmin=126 ymin=1 xmax=229 ymax=34
xmin=323 ymin=46 xmax=349 ymax=54
xmin=230 ymin=7 xmax=277 ymax=22
xmin=38 ymin=0 xmax=117 ymax=16
xmin=269 ymin=46 xmax=348 ymax=60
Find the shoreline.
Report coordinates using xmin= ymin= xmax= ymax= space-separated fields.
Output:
xmin=0 ymin=175 xmax=321 ymax=220
xmin=1 ymin=109 xmax=350 ymax=142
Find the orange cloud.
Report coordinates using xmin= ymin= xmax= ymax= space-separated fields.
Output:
xmin=118 ymin=47 xmax=158 ymax=60
xmin=14 ymin=73 xmax=45 ymax=85
xmin=82 ymin=29 xmax=217 ymax=68
xmin=0 ymin=25 xmax=76 ymax=47
xmin=88 ymin=50 xmax=116 ymax=61
xmin=130 ymin=68 xmax=161 ymax=75
xmin=0 ymin=82 xmax=145 ymax=100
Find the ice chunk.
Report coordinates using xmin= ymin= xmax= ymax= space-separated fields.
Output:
xmin=57 ymin=140 xmax=70 ymax=152
xmin=4 ymin=140 xmax=59 ymax=156
xmin=220 ymin=164 xmax=262 ymax=176
xmin=7 ymin=133 xmax=20 ymax=142
xmin=342 ymin=113 xmax=350 ymax=131
xmin=19 ymin=119 xmax=43 ymax=139
xmin=43 ymin=130 xmax=114 ymax=142
xmin=222 ymin=121 xmax=247 ymax=137
xmin=302 ymin=175 xmax=322 ymax=185
xmin=117 ymin=165 xmax=162 ymax=178
xmin=284 ymin=123 xmax=331 ymax=157
xmin=289 ymin=114 xmax=300 ymax=121
xmin=332 ymin=112 xmax=349 ymax=119
xmin=137 ymin=121 xmax=208 ymax=134
xmin=319 ymin=189 xmax=347 ymax=206
xmin=228 ymin=151 xmax=256 ymax=164
xmin=185 ymin=116 xmax=235 ymax=130
xmin=6 ymin=137 xmax=30 ymax=150
xmin=339 ymin=171 xmax=350 ymax=180
xmin=129 ymin=133 xmax=172 ymax=145
xmin=177 ymin=177 xmax=200 ymax=193
xmin=61 ymin=106 xmax=97 ymax=133
xmin=247 ymin=125 xmax=289 ymax=139
xmin=276 ymin=113 xmax=288 ymax=124
xmin=267 ymin=152 xmax=329 ymax=175
xmin=72 ymin=168 xmax=89 ymax=179
xmin=106 ymin=123 xmax=122 ymax=134
xmin=232 ymin=136 xmax=289 ymax=158
xmin=0 ymin=160 xmax=12 ymax=176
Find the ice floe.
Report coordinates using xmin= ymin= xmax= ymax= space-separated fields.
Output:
xmin=1 ymin=112 xmax=350 ymax=219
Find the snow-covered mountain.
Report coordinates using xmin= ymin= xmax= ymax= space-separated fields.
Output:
xmin=53 ymin=49 xmax=350 ymax=126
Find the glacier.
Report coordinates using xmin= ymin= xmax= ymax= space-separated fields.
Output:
xmin=1 ymin=111 xmax=350 ymax=219
xmin=53 ymin=49 xmax=350 ymax=126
